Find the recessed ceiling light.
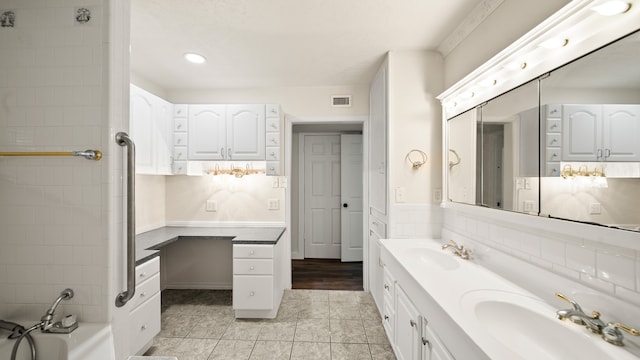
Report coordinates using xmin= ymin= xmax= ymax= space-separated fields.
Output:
xmin=592 ymin=1 xmax=631 ymax=16
xmin=478 ymin=79 xmax=497 ymax=87
xmin=539 ymin=38 xmax=569 ymax=49
xmin=504 ymin=61 xmax=527 ymax=71
xmin=184 ymin=52 xmax=207 ymax=64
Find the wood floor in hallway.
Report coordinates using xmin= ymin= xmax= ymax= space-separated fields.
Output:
xmin=292 ymin=258 xmax=363 ymax=291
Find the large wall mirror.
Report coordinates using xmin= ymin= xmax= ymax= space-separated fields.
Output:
xmin=448 ymin=29 xmax=640 ymax=231
xmin=539 ymin=30 xmax=640 ymax=231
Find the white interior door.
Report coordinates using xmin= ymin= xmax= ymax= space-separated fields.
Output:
xmin=304 ymin=135 xmax=341 ymax=259
xmin=341 ymin=134 xmax=363 ymax=262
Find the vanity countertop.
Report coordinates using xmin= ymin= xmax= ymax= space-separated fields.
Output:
xmin=135 ymin=226 xmax=285 ymax=265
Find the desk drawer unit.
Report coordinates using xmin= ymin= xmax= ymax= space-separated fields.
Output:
xmin=233 ymin=243 xmax=275 ymax=312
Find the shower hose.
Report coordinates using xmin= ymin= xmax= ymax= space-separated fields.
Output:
xmin=0 ymin=320 xmax=37 ymax=360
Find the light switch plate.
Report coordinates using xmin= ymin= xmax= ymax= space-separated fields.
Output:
xmin=206 ymin=200 xmax=217 ymax=212
xmin=268 ymin=199 xmax=280 ymax=210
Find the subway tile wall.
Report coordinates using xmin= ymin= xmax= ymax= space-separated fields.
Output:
xmin=442 ymin=206 xmax=640 ymax=308
xmin=388 ymin=204 xmax=443 ymax=238
xmin=0 ymin=1 xmax=108 ymax=322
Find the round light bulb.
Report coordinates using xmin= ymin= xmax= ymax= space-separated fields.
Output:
xmin=184 ymin=52 xmax=207 ymax=64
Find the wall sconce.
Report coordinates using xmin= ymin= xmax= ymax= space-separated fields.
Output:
xmin=405 ymin=149 xmax=427 ymax=169
xmin=448 ymin=149 xmax=461 ymax=169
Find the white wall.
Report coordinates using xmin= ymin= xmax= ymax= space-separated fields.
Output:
xmin=0 ymin=0 xmax=113 ymax=322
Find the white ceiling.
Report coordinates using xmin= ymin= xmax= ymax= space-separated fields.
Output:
xmin=130 ymin=0 xmax=485 ymax=90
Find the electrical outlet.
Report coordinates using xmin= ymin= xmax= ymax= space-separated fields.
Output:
xmin=524 ymin=178 xmax=531 ymax=190
xmin=395 ymin=187 xmax=406 ymax=203
xmin=268 ymin=199 xmax=280 ymax=210
xmin=589 ymin=203 xmax=601 ymax=214
xmin=433 ymin=189 xmax=442 ymax=202
xmin=205 ymin=200 xmax=217 ymax=212
xmin=523 ymin=200 xmax=535 ymax=212
xmin=279 ymin=177 xmax=288 ymax=188
xmin=516 ymin=178 xmax=524 ymax=189
xmin=272 ymin=177 xmax=279 ymax=188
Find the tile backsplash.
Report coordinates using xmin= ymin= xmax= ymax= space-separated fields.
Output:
xmin=0 ymin=1 xmax=108 ymax=322
xmin=442 ymin=205 xmax=640 ymax=308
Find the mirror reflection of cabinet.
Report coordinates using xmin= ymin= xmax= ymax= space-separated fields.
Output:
xmin=445 ymin=27 xmax=640 ymax=232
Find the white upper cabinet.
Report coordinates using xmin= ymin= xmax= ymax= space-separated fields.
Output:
xmin=188 ymin=104 xmax=227 ymax=160
xmin=188 ymin=104 xmax=265 ymax=161
xmin=226 ymin=104 xmax=266 ymax=160
xmin=563 ymin=104 xmax=640 ymax=162
xmin=130 ymin=84 xmax=173 ymax=175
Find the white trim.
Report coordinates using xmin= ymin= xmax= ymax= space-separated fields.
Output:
xmin=136 ymin=222 xmax=166 ymax=235
xmin=165 ymin=221 xmax=286 ymax=227
xmin=285 ymin=115 xmax=369 ymax=290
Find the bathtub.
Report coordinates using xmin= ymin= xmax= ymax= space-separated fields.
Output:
xmin=0 ymin=322 xmax=115 ymax=360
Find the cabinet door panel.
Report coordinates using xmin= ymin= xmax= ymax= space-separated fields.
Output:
xmin=188 ymin=104 xmax=227 ymax=160
xmin=130 ymin=86 xmax=154 ymax=174
xmin=396 ymin=286 xmax=421 ymax=360
xmin=226 ymin=104 xmax=265 ymax=160
xmin=603 ymin=105 xmax=640 ymax=161
xmin=562 ymin=104 xmax=600 ymax=161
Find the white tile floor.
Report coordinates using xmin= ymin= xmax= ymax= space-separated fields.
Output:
xmin=144 ymin=289 xmax=396 ymax=360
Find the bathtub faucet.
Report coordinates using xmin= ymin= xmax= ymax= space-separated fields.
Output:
xmin=40 ymin=288 xmax=77 ymax=333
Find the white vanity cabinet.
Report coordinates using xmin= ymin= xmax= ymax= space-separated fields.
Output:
xmin=562 ymin=104 xmax=640 ymax=162
xmin=188 ymin=104 xmax=266 ymax=161
xmin=232 ymin=241 xmax=283 ymax=318
xmin=382 ymin=266 xmax=396 ymax=340
xmin=128 ymin=257 xmax=161 ymax=355
xmin=396 ymin=286 xmax=422 ymax=360
xmin=129 ymin=84 xmax=173 ymax=175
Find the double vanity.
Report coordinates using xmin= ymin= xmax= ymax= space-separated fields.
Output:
xmin=378 ymin=238 xmax=640 ymax=360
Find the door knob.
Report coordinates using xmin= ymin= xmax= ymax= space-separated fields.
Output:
xmin=343 ymin=203 xmax=348 ymax=208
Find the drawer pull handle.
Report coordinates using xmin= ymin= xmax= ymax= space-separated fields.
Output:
xmin=250 ymin=291 xmax=255 ymax=296
xmin=139 ymin=272 xmax=146 ymax=278
xmin=140 ymin=292 xmax=146 ymax=298
xmin=250 ymin=266 xmax=255 ymax=270
xmin=422 ymin=337 xmax=430 ymax=347
xmin=250 ymin=250 xmax=255 ymax=255
xmin=141 ymin=325 xmax=147 ymax=331
xmin=384 ymin=315 xmax=389 ymax=320
xmin=384 ymin=284 xmax=389 ymax=290
xmin=410 ymin=320 xmax=417 ymax=327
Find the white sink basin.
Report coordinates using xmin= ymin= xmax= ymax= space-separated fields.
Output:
xmin=460 ymin=290 xmax=637 ymax=359
xmin=402 ymin=247 xmax=460 ymax=270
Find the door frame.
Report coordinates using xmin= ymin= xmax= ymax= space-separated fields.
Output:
xmin=284 ymin=116 xmax=369 ymax=291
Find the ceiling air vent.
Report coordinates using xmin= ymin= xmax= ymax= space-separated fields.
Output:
xmin=331 ymin=95 xmax=352 ymax=107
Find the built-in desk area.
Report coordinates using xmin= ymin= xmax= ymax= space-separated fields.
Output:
xmin=134 ymin=226 xmax=286 ymax=319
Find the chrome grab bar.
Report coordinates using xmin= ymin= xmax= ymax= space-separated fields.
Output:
xmin=115 ymin=132 xmax=136 ymax=307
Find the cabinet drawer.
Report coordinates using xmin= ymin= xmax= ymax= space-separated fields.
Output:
xmin=266 ymin=104 xmax=280 ymax=118
xmin=233 ymin=276 xmax=274 ymax=310
xmin=129 ymin=292 xmax=161 ymax=355
xmin=174 ymin=133 xmax=187 ymax=146
xmin=233 ymin=259 xmax=273 ymax=275
xmin=266 ymin=117 xmax=280 ymax=132
xmin=546 ymin=133 xmax=561 ymax=147
xmin=266 ymin=133 xmax=280 ymax=146
xmin=174 ymin=118 xmax=187 ymax=132
xmin=173 ymin=161 xmax=187 ymax=175
xmin=233 ymin=244 xmax=274 ymax=259
xmin=130 ymin=273 xmax=160 ymax=311
xmin=546 ymin=148 xmax=561 ymax=162
xmin=173 ymin=146 xmax=187 ymax=160
xmin=546 ymin=163 xmax=561 ymax=176
xmin=547 ymin=119 xmax=561 ymax=132
xmin=266 ymin=162 xmax=280 ymax=176
xmin=174 ymin=104 xmax=188 ymax=118
xmin=136 ymin=257 xmax=160 ymax=284
xmin=370 ymin=218 xmax=386 ymax=237
xmin=546 ymin=104 xmax=561 ymax=118
xmin=266 ymin=147 xmax=280 ymax=161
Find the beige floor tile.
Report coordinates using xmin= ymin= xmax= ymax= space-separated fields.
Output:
xmin=294 ymin=318 xmax=331 ymax=342
xmin=208 ymin=339 xmax=255 ymax=360
xmin=298 ymin=301 xmax=330 ymax=319
xmin=187 ymin=316 xmax=233 ymax=339
xmin=369 ymin=344 xmax=397 ymax=360
xmin=257 ymin=322 xmax=296 ymax=341
xmin=331 ymin=343 xmax=373 ymax=360
xmin=290 ymin=341 xmax=331 ymax=360
xmin=159 ymin=314 xmax=201 ymax=337
xmin=364 ymin=323 xmax=390 ymax=345
xmin=144 ymin=336 xmax=182 ymax=356
xmin=248 ymin=340 xmax=293 ymax=360
xmin=222 ymin=320 xmax=264 ymax=341
xmin=173 ymin=338 xmax=218 ymax=360
xmin=330 ymin=302 xmax=362 ymax=320
xmin=330 ymin=319 xmax=367 ymax=343
xmin=329 ymin=290 xmax=360 ymax=303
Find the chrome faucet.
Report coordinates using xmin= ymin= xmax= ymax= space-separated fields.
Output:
xmin=40 ymin=288 xmax=77 ymax=333
xmin=441 ymin=240 xmax=471 ymax=259
xmin=555 ymin=292 xmax=640 ymax=345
